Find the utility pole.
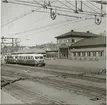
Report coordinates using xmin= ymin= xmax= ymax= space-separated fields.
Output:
xmin=1 ymin=37 xmax=19 ymax=55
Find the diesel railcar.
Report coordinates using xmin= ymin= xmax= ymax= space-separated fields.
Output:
xmin=4 ymin=54 xmax=45 ymax=67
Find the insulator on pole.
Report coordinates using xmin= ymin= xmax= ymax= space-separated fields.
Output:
xmin=50 ymin=8 xmax=56 ymax=20
xmin=95 ymin=15 xmax=102 ymax=25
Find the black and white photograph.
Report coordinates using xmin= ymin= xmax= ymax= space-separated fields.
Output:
xmin=1 ymin=0 xmax=106 ymax=105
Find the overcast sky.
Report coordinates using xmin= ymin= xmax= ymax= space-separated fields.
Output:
xmin=1 ymin=0 xmax=106 ymax=46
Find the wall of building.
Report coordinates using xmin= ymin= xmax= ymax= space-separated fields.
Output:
xmin=57 ymin=37 xmax=83 ymax=47
xmin=46 ymin=51 xmax=58 ymax=58
xmin=69 ymin=47 xmax=106 ymax=61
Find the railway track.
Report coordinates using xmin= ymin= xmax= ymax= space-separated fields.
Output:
xmin=43 ymin=70 xmax=106 ymax=83
xmin=3 ymin=83 xmax=64 ymax=104
xmin=2 ymin=70 xmax=106 ymax=101
xmin=30 ymin=77 xmax=106 ymax=100
xmin=2 ymin=64 xmax=106 ymax=83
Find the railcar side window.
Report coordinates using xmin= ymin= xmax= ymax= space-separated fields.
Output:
xmin=15 ymin=56 xmax=17 ymax=58
xmin=31 ymin=56 xmax=33 ymax=59
xmin=28 ymin=56 xmax=30 ymax=59
xmin=93 ymin=52 xmax=96 ymax=56
xmin=40 ymin=57 xmax=43 ymax=59
xmin=35 ymin=57 xmax=38 ymax=59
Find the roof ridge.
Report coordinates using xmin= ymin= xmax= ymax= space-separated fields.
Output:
xmin=55 ymin=31 xmax=99 ymax=38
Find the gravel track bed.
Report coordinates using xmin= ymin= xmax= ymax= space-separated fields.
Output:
xmin=3 ymin=82 xmax=64 ymax=104
xmin=2 ymin=64 xmax=106 ymax=83
xmin=2 ymin=70 xmax=106 ymax=101
xmin=30 ymin=77 xmax=106 ymax=100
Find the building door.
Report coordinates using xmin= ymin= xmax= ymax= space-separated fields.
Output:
xmin=59 ymin=48 xmax=68 ymax=59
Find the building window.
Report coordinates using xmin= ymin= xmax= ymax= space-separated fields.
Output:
xmin=93 ymin=52 xmax=96 ymax=56
xmin=73 ymin=52 xmax=76 ymax=56
xmin=81 ymin=52 xmax=85 ymax=56
xmin=98 ymin=51 xmax=103 ymax=56
xmin=57 ymin=40 xmax=59 ymax=43
xmin=62 ymin=40 xmax=64 ymax=43
xmin=87 ymin=52 xmax=91 ymax=56
xmin=28 ymin=56 xmax=30 ymax=59
xmin=64 ymin=39 xmax=66 ymax=43
xmin=77 ymin=52 xmax=81 ymax=56
xmin=72 ymin=39 xmax=75 ymax=43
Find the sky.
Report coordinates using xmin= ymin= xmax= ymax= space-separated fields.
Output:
xmin=1 ymin=0 xmax=107 ymax=46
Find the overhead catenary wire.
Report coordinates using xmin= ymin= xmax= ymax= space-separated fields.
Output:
xmin=3 ymin=0 xmax=105 ymax=17
xmin=57 ymin=0 xmax=75 ymax=11
xmin=2 ymin=0 xmax=105 ymax=31
xmin=89 ymin=22 xmax=105 ymax=31
xmin=13 ymin=15 xmax=94 ymax=38
xmin=33 ymin=18 xmax=93 ymax=34
xmin=2 ymin=1 xmax=82 ymax=28
xmin=13 ymin=0 xmax=44 ymax=8
xmin=2 ymin=1 xmax=82 ymax=19
xmin=64 ymin=0 xmax=104 ymax=16
xmin=4 ymin=1 xmax=42 ymax=8
xmin=74 ymin=23 xmax=96 ymax=30
xmin=10 ymin=14 xmax=95 ymax=36
xmin=1 ymin=7 xmax=42 ymax=27
xmin=33 ymin=0 xmax=45 ymax=7
xmin=87 ymin=1 xmax=106 ymax=14
xmin=11 ymin=19 xmax=78 ymax=36
xmin=9 ymin=14 xmax=48 ymax=36
xmin=30 ymin=9 xmax=95 ymax=19
xmin=81 ymin=1 xmax=100 ymax=14
xmin=3 ymin=0 xmax=106 ymax=16
xmin=16 ymin=18 xmax=85 ymax=38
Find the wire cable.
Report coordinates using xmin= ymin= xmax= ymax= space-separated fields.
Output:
xmin=33 ymin=0 xmax=44 ymax=7
xmin=64 ymin=0 xmax=103 ymax=16
xmin=14 ymin=0 xmax=43 ymax=6
xmin=74 ymin=23 xmax=95 ymax=30
xmin=1 ymin=7 xmax=42 ymax=27
xmin=87 ymin=1 xmax=106 ymax=14
xmin=14 ymin=16 xmax=93 ymax=38
xmin=81 ymin=1 xmax=100 ymax=14
xmin=57 ymin=0 xmax=75 ymax=11
xmin=4 ymin=1 xmax=42 ymax=8
xmin=3 ymin=0 xmax=103 ymax=16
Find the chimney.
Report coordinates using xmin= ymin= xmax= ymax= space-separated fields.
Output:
xmin=71 ymin=30 xmax=74 ymax=32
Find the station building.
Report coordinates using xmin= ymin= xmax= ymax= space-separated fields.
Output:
xmin=55 ymin=30 xmax=106 ymax=61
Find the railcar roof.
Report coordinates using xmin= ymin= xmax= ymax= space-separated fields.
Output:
xmin=14 ymin=54 xmax=43 ymax=56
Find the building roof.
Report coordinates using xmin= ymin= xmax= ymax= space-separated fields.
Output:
xmin=12 ymin=48 xmax=46 ymax=54
xmin=71 ymin=36 xmax=106 ymax=48
xmin=55 ymin=30 xmax=99 ymax=38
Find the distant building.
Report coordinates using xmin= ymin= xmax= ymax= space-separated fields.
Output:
xmin=55 ymin=30 xmax=106 ymax=61
xmin=12 ymin=47 xmax=46 ymax=55
xmin=35 ymin=42 xmax=58 ymax=51
xmin=35 ymin=43 xmax=58 ymax=58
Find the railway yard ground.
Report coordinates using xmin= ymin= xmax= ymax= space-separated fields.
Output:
xmin=1 ymin=59 xmax=106 ymax=105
